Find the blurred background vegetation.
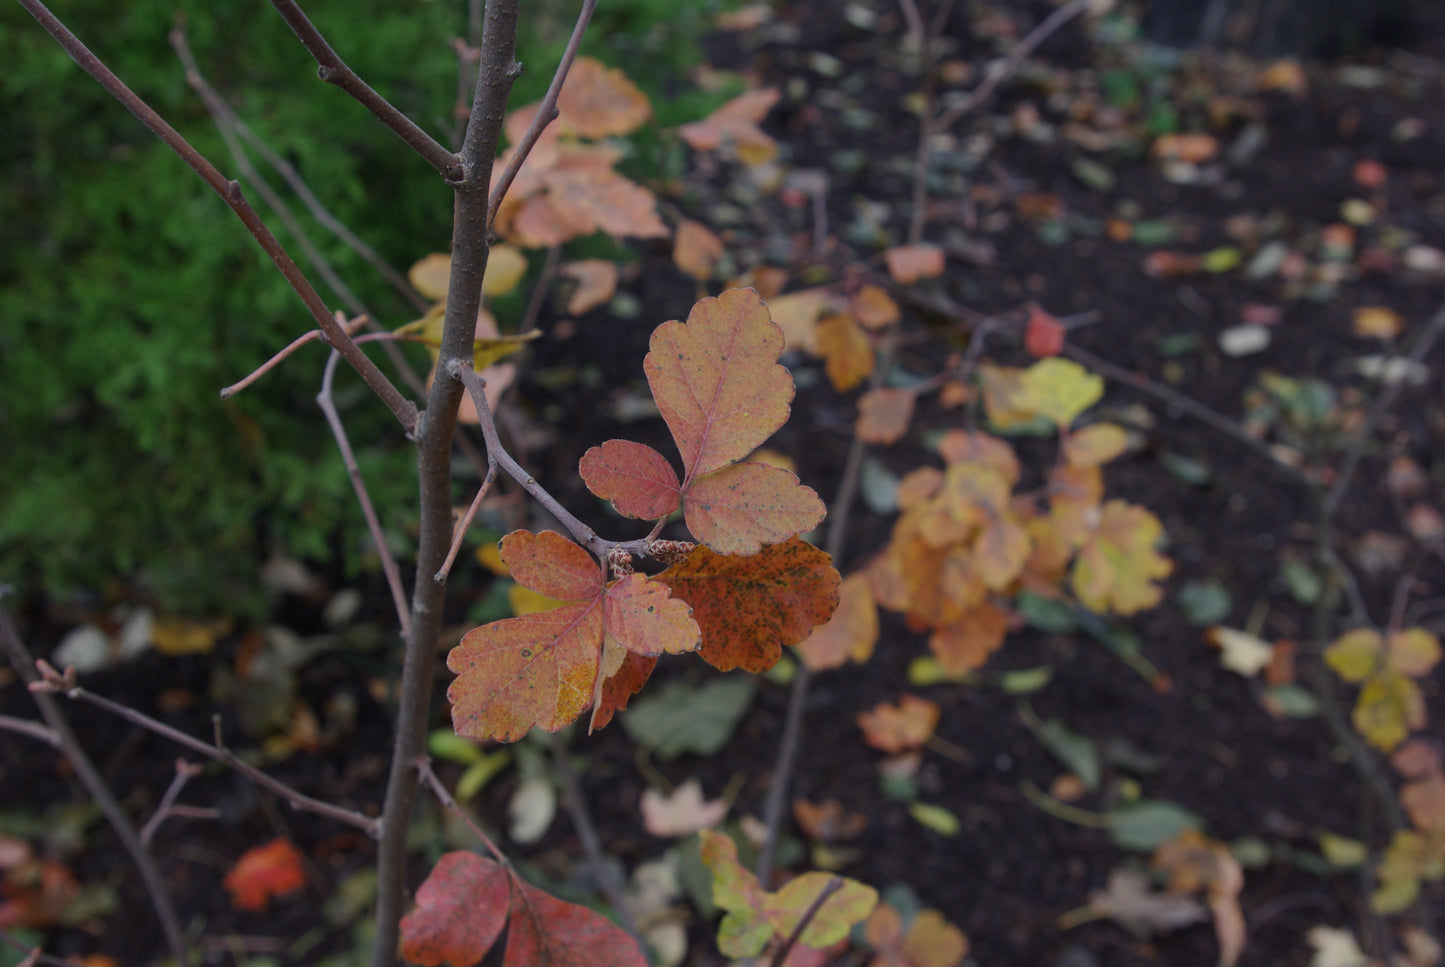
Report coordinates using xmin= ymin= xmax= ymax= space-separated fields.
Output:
xmin=0 ymin=0 xmax=730 ymax=616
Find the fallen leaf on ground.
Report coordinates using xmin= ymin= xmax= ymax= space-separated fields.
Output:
xmin=857 ymin=695 xmax=940 ymax=753
xmin=883 ymin=244 xmax=945 ymax=284
xmin=223 ymin=839 xmax=306 ymax=912
xmin=558 ymin=259 xmax=618 ymax=315
xmin=641 ymin=779 xmax=728 ymax=837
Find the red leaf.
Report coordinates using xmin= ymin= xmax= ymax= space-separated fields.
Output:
xmin=645 ymin=288 xmax=792 ymax=480
xmin=604 ymin=572 xmax=701 ymax=657
xmin=499 ymin=529 xmax=602 ymax=600
xmin=656 ymin=537 xmax=839 ymax=672
xmin=589 ymin=651 xmax=658 ymax=731
xmin=1023 ymin=304 xmax=1066 ymax=358
xmin=504 ymin=877 xmax=648 ymax=966
xmin=400 ymin=852 xmax=509 ymax=967
xmin=579 ymin=440 xmax=682 ymax=519
xmin=223 ymin=838 xmax=306 ymax=912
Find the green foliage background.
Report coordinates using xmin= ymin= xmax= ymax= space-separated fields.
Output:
xmin=0 ymin=0 xmax=730 ymax=614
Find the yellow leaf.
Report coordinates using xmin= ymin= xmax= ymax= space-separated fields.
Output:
xmin=483 ymin=245 xmax=529 ymax=297
xmin=765 ymin=287 xmax=834 ymax=355
xmin=816 ymin=313 xmax=873 ymax=391
xmin=1071 ymin=500 xmax=1173 ymax=615
xmin=1352 ymin=306 xmax=1402 ymax=340
xmin=1389 ymin=628 xmax=1442 ymax=678
xmin=1017 ymin=357 xmax=1104 ymax=428
xmin=1324 ymin=629 xmax=1383 ymax=684
xmin=508 ymin=584 xmax=567 ymax=616
xmin=1065 ymin=423 xmax=1130 ymax=467
xmin=476 ymin=542 xmax=509 ymax=576
xmin=977 ymin=364 xmax=1037 ymax=432
xmin=1207 ymin=627 xmax=1274 ymax=677
xmin=1353 ymin=671 xmax=1425 ymax=752
xmin=152 ymin=616 xmax=229 ymax=656
xmin=408 ymin=252 xmax=452 ymax=301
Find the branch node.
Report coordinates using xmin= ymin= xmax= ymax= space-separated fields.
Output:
xmin=316 ymin=65 xmax=333 ymax=82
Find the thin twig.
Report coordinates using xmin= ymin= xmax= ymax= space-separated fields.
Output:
xmin=486 ymin=0 xmax=599 ymax=227
xmin=436 ymin=460 xmax=500 ymax=584
xmin=933 ymin=0 xmax=1092 ymax=132
xmin=29 ymin=665 xmax=378 ymax=836
xmin=15 ymin=0 xmax=417 ymax=432
xmin=1323 ymin=299 xmax=1445 ymax=520
xmin=0 ymin=608 xmax=191 ymax=967
xmin=546 ymin=734 xmax=641 ymax=940
xmin=267 ymin=0 xmax=460 ymax=180
xmin=769 ymin=876 xmax=844 ymax=967
xmin=1065 ymin=341 xmax=1300 ymax=475
xmin=222 ymin=313 xmax=368 ymax=398
xmin=0 ymin=933 xmax=89 ymax=967
xmin=414 ymin=757 xmax=509 ymax=866
xmin=171 ymin=28 xmax=428 ymax=316
xmin=318 ymin=350 xmax=413 ymax=639
xmin=0 ymin=714 xmax=60 ymax=746
xmin=452 ymin=362 xmax=657 ymax=560
xmin=140 ymin=759 xmax=206 ymax=848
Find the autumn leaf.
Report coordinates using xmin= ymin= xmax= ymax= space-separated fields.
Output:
xmin=794 ymin=573 xmax=878 ymax=671
xmin=555 ymin=57 xmax=652 ymax=139
xmin=1326 ymin=627 xmax=1440 ymax=751
xmin=793 ymin=799 xmax=868 ymax=843
xmin=223 ymin=838 xmax=306 ymax=912
xmin=1352 ymin=670 xmax=1425 ymax=752
xmin=647 ymin=287 xmax=792 ymax=478
xmin=699 ymin=830 xmax=877 ymax=958
xmin=402 ymin=852 xmax=647 ymax=967
xmin=883 ymin=244 xmax=945 ymax=284
xmin=816 ymin=313 xmax=873 ymax=391
xmin=856 ymin=388 xmax=916 ymax=444
xmin=656 ymin=537 xmax=840 ymax=673
xmin=674 ymin=220 xmax=726 ymax=281
xmin=1016 ymin=357 xmax=1104 ymax=428
xmin=400 ymin=852 xmax=509 ymax=966
xmin=558 ymin=259 xmax=618 ymax=315
xmin=584 ymin=289 xmax=825 ymax=554
xmin=1071 ymin=500 xmax=1173 ymax=615
xmin=928 ymin=602 xmax=1010 ymax=673
xmin=849 ymin=285 xmax=900 ymax=330
xmin=857 ymin=694 xmax=940 ymax=753
xmin=678 ymin=88 xmax=781 ymax=164
xmin=448 ymin=531 xmax=698 ymax=741
xmin=1024 ymin=303 xmax=1066 ymax=358
xmin=864 ymin=903 xmax=969 ymax=967
xmin=1064 ymin=423 xmax=1129 ymax=467
xmin=640 ymin=779 xmax=728 ymax=837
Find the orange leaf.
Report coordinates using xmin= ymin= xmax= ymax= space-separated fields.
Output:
xmin=1071 ymin=500 xmax=1173 ymax=615
xmin=558 ymin=259 xmax=618 ymax=315
xmin=400 ymin=852 xmax=509 ymax=966
xmin=816 ymin=314 xmax=874 ymax=391
xmin=793 ymin=798 xmax=868 ymax=842
xmin=646 ymin=288 xmax=792 ymax=479
xmin=589 ymin=651 xmax=657 ymax=732
xmin=556 ymin=57 xmax=652 ymax=139
xmin=849 ymin=285 xmax=900 ymax=330
xmin=579 ymin=440 xmax=682 ymax=519
xmin=656 ymin=537 xmax=840 ymax=672
xmin=883 ymin=244 xmax=945 ymax=284
xmin=856 ymin=388 xmax=916 ymax=444
xmin=223 ymin=838 xmax=306 ymax=912
xmin=674 ymin=219 xmax=726 ymax=281
xmin=683 ymin=462 xmax=825 ymax=555
xmin=678 ymin=88 xmax=780 ymax=163
xmin=928 ymin=602 xmax=1010 ymax=673
xmin=795 ymin=573 xmax=878 ymax=671
xmin=545 ymin=168 xmax=669 ymax=241
xmin=857 ymin=694 xmax=940 ymax=753
xmin=604 ymin=573 xmax=700 ymax=657
xmin=448 ymin=531 xmax=696 ymax=740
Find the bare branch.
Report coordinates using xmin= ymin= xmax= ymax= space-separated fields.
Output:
xmin=487 ymin=0 xmax=599 ymax=227
xmin=15 ymin=0 xmax=418 ymax=432
xmin=140 ymin=759 xmax=207 ymax=848
xmin=0 ymin=714 xmax=60 ymax=747
xmin=268 ymin=0 xmax=461 ymax=180
xmin=435 ymin=461 xmax=499 ymax=584
xmin=0 ymin=608 xmax=191 ymax=967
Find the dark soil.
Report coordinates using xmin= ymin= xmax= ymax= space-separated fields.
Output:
xmin=4 ymin=2 xmax=1445 ymax=966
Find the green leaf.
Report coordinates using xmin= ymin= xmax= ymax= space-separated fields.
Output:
xmin=1016 ymin=591 xmax=1079 ymax=633
xmin=1279 ymin=559 xmax=1322 ymax=605
xmin=1107 ymin=800 xmax=1202 ymax=852
xmin=1026 ymin=714 xmax=1102 ymax=791
xmin=621 ymin=677 xmax=756 ymax=760
xmin=1175 ymin=579 xmax=1231 ymax=627
xmin=999 ymin=666 xmax=1054 ymax=695
xmin=907 ymin=802 xmax=961 ymax=837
